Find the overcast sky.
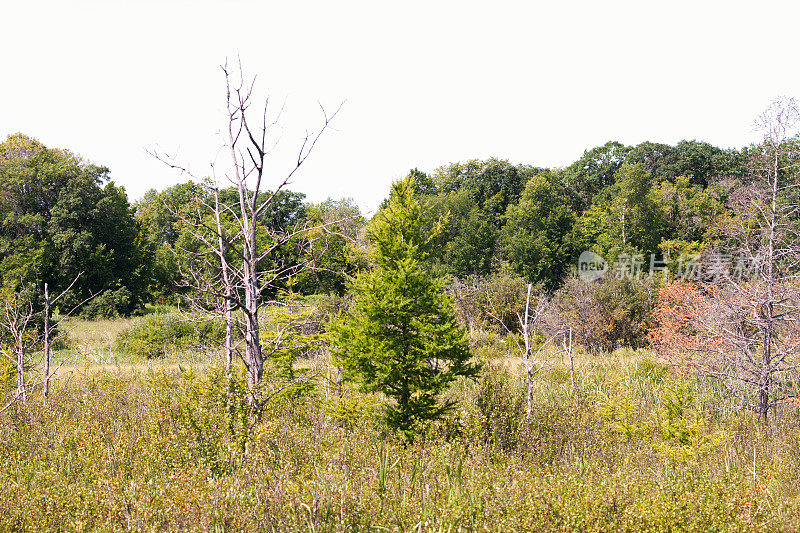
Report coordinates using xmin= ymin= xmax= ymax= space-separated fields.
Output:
xmin=3 ymin=0 xmax=799 ymax=214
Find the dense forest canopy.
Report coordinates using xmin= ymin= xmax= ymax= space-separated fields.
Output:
xmin=0 ymin=131 xmax=780 ymax=337
xmin=406 ymin=140 xmax=745 ymax=289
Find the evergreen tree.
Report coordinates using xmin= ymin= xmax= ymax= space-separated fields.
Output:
xmin=332 ymin=177 xmax=478 ymax=440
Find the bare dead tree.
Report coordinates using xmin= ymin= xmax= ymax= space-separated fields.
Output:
xmin=151 ymin=59 xmax=343 ymax=416
xmin=487 ymin=283 xmax=563 ymax=419
xmin=562 ymin=325 xmax=575 ymax=394
xmin=42 ymin=274 xmax=84 ymax=398
xmin=209 ymin=183 xmax=234 ymax=371
xmin=0 ymin=274 xmax=86 ymax=405
xmin=652 ymin=97 xmax=800 ymax=423
xmin=42 ymin=283 xmax=51 ymax=397
xmin=146 ymin=179 xmax=243 ymax=369
xmin=1 ymin=290 xmax=36 ymax=403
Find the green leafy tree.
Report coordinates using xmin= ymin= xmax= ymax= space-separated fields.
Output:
xmin=296 ymin=197 xmax=366 ymax=295
xmin=135 ymin=181 xmax=208 ymax=246
xmin=135 ymin=181 xmax=208 ymax=302
xmin=574 ymin=163 xmax=664 ymax=267
xmin=652 ymin=174 xmax=727 ymax=243
xmin=420 ymin=159 xmax=541 ymax=277
xmin=627 ymin=139 xmax=744 ymax=187
xmin=443 ymin=205 xmax=498 ymax=276
xmin=562 ymin=141 xmax=631 ymax=210
xmin=503 ymin=174 xmax=579 ymax=288
xmin=48 ymin=179 xmax=151 ymax=316
xmin=430 ymin=158 xmax=536 ymax=221
xmin=426 ymin=189 xmax=498 ymax=277
xmin=0 ymin=134 xmax=151 ymax=316
xmin=332 ymin=177 xmax=478 ymax=439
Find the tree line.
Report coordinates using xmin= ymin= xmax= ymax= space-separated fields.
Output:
xmin=0 ymin=129 xmax=768 ymax=330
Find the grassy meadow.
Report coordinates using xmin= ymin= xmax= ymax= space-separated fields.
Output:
xmin=2 ymin=316 xmax=800 ymax=531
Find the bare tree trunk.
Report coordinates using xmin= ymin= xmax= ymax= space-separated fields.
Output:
xmin=2 ymin=296 xmax=34 ymax=404
xmin=241 ymin=229 xmax=264 ymax=412
xmin=564 ymin=326 xmax=575 ymax=394
xmin=486 ymin=281 xmax=563 ymax=421
xmin=212 ymin=187 xmax=234 ymax=372
xmin=224 ymin=294 xmax=233 ymax=372
xmin=15 ymin=342 xmax=26 ymax=403
xmin=522 ymin=283 xmax=533 ymax=420
xmin=152 ymin=61 xmax=341 ymax=418
xmin=224 ymin=302 xmax=233 ymax=371
xmin=43 ymin=283 xmax=51 ymax=399
xmin=759 ymin=326 xmax=770 ymax=423
xmin=224 ymin=67 xmax=272 ymax=417
xmin=758 ymin=146 xmax=780 ymax=424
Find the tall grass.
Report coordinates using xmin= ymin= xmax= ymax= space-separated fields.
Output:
xmin=2 ymin=334 xmax=800 ymax=531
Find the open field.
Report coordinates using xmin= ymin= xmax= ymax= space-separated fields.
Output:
xmin=50 ymin=309 xmax=221 ymax=371
xmin=2 ymin=318 xmax=800 ymax=531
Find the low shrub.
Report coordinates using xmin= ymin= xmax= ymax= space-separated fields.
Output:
xmin=79 ymin=287 xmax=133 ymax=319
xmin=117 ymin=313 xmax=225 ymax=357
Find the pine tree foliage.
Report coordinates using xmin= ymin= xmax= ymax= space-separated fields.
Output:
xmin=332 ymin=177 xmax=478 ymax=438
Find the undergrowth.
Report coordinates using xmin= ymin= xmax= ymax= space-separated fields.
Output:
xmin=1 ymin=348 xmax=799 ymax=531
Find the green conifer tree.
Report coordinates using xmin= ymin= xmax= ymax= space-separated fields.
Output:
xmin=332 ymin=176 xmax=478 ymax=439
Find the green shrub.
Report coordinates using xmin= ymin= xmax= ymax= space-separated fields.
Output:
xmin=324 ymin=391 xmax=379 ymax=429
xmin=117 ymin=313 xmax=225 ymax=357
xmin=468 ymin=330 xmax=511 ymax=360
xmin=80 ymin=287 xmax=133 ymax=319
xmin=174 ymin=365 xmax=253 ymax=476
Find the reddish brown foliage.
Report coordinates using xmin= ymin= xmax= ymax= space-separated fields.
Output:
xmin=648 ymin=281 xmax=726 ymax=373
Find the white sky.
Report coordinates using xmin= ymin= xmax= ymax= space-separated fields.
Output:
xmin=2 ymin=0 xmax=799 ymax=214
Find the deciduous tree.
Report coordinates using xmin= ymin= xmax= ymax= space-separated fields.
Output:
xmin=503 ymin=174 xmax=579 ymax=289
xmin=0 ymin=134 xmax=150 ymax=317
